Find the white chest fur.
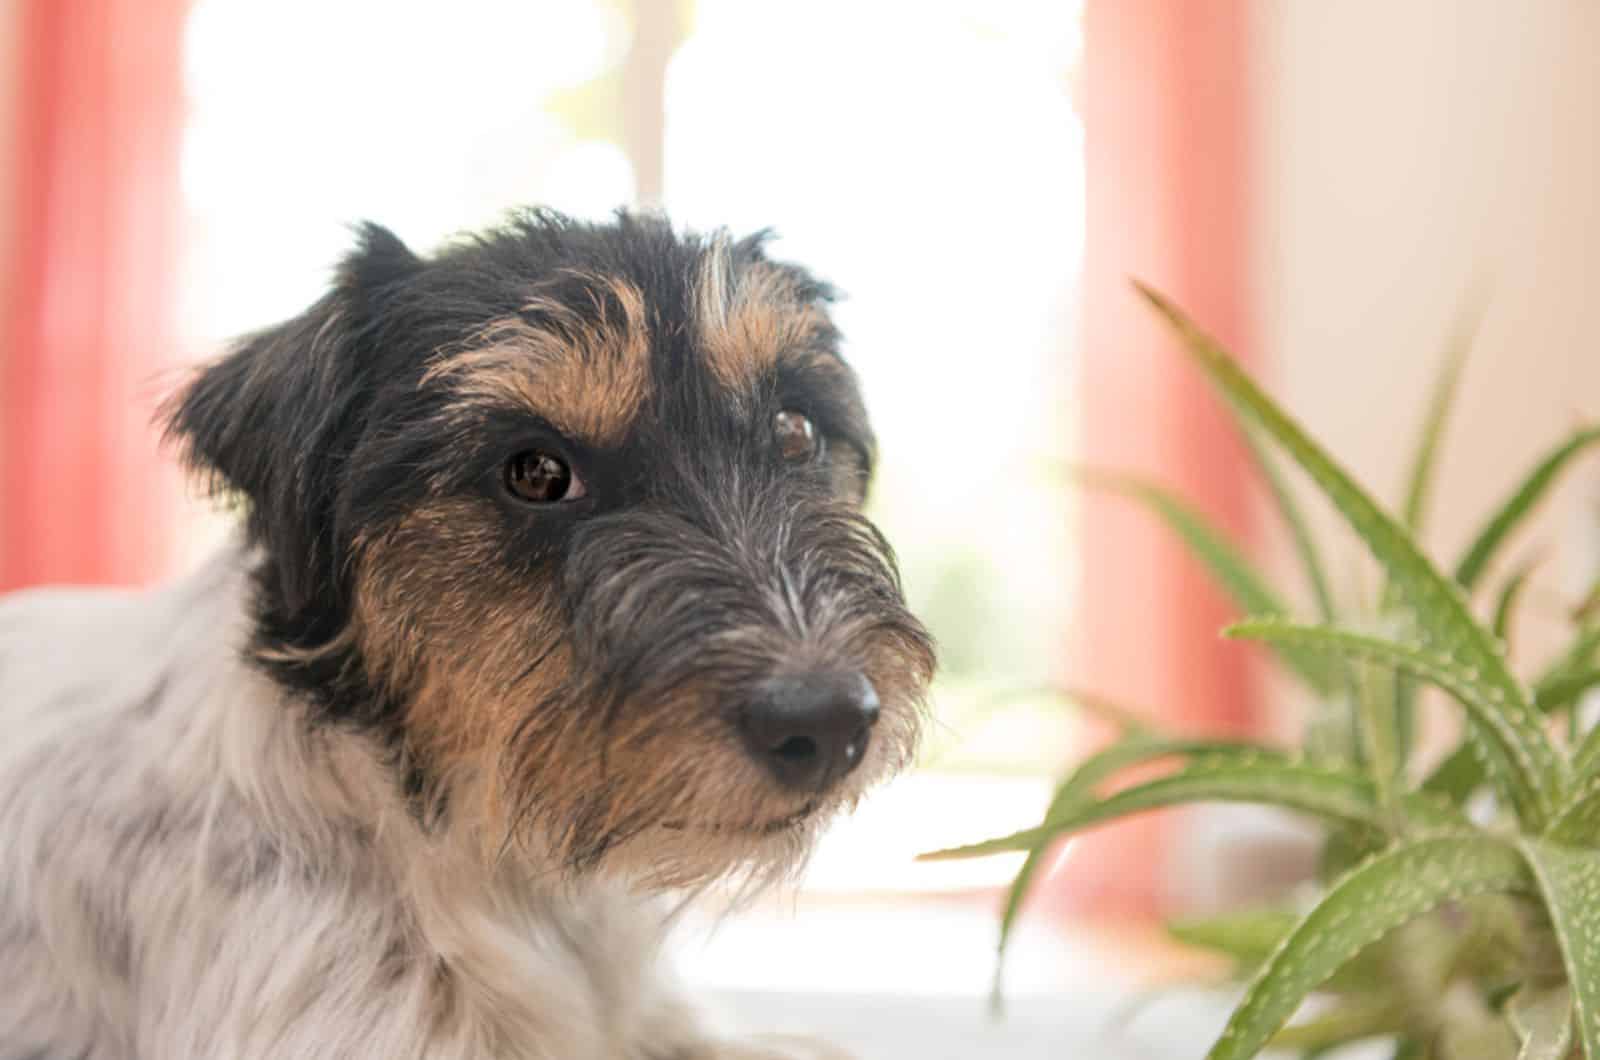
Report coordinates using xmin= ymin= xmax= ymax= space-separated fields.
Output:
xmin=0 ymin=549 xmax=711 ymax=1060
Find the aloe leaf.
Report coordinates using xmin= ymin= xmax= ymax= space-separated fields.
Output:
xmin=1515 ymin=840 xmax=1600 ymax=1060
xmin=1166 ymin=907 xmax=1300 ymax=969
xmin=920 ymin=754 xmax=1459 ymax=862
xmin=1418 ymin=744 xmax=1484 ymax=806
xmin=1574 ymin=723 xmax=1600 ymax=783
xmin=1575 ymin=578 xmax=1600 ymax=625
xmin=924 ymin=756 xmax=1364 ymax=862
xmin=1389 ymin=672 xmax=1421 ymax=788
xmin=1424 ymin=647 xmax=1600 ymax=807
xmin=1493 ymin=556 xmax=1542 ymax=646
xmin=1168 ymin=908 xmax=1392 ymax=994
xmin=1401 ymin=304 xmax=1478 ymax=534
xmin=1379 ymin=302 xmax=1479 ymax=757
xmin=1137 ymin=285 xmax=1564 ymax=829
xmin=988 ymin=849 xmax=1047 ymax=1011
xmin=1454 ymin=426 xmax=1600 ymax=592
xmin=1353 ymin=658 xmax=1402 ymax=813
xmin=1542 ymin=625 xmax=1600 ymax=692
xmin=1073 ymin=469 xmax=1336 ymax=695
xmin=1507 ymin=983 xmax=1574 ymax=1060
xmin=1547 ymin=773 xmax=1600 ymax=844
xmin=1206 ymin=835 xmax=1535 ymax=1060
xmin=1535 ymin=668 xmax=1600 ymax=716
xmin=1423 ymin=662 xmax=1600 ymax=804
xmin=990 ymin=735 xmax=1255 ymax=1006
xmin=1228 ymin=619 xmax=1556 ymax=827
xmin=1540 ymin=627 xmax=1600 ymax=753
xmin=1234 ymin=417 xmax=1339 ymax=622
xmin=1266 ymin=994 xmax=1405 ymax=1053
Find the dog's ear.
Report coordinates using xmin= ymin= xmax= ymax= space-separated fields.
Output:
xmin=165 ymin=223 xmax=423 ymax=613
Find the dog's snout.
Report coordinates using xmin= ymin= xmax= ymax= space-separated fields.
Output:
xmin=739 ymin=671 xmax=880 ymax=791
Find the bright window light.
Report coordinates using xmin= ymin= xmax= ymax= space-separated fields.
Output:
xmin=178 ymin=0 xmax=1087 ymax=997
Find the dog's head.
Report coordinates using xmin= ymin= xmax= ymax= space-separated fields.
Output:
xmin=166 ymin=210 xmax=934 ymax=887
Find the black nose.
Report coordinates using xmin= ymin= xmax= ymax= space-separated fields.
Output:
xmin=739 ymin=671 xmax=881 ymax=791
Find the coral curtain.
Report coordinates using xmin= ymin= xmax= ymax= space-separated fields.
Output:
xmin=1061 ymin=0 xmax=1262 ymax=916
xmin=1 ymin=0 xmax=189 ymax=591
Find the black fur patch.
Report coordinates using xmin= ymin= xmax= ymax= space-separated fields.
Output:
xmin=164 ymin=208 xmax=922 ymax=790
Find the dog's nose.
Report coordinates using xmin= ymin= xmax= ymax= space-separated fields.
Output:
xmin=739 ymin=671 xmax=880 ymax=791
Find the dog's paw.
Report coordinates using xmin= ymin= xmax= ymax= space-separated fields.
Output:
xmin=692 ymin=1033 xmax=857 ymax=1060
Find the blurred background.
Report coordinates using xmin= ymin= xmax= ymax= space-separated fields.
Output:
xmin=2 ymin=1 xmax=1599 ymax=1055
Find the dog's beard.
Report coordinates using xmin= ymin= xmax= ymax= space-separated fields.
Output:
xmin=488 ymin=674 xmax=922 ymax=894
xmin=355 ymin=479 xmax=933 ymax=895
xmin=510 ymin=488 xmax=929 ymax=892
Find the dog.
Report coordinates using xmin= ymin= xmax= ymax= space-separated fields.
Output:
xmin=0 ymin=209 xmax=934 ymax=1059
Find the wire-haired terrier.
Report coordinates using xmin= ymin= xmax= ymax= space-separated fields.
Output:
xmin=0 ymin=210 xmax=934 ymax=1059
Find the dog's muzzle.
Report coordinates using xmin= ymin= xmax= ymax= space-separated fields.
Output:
xmin=562 ymin=476 xmax=929 ymax=797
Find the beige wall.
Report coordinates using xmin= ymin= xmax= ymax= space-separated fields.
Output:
xmin=1255 ymin=0 xmax=1600 ymax=634
xmin=1176 ymin=5 xmax=1600 ymax=898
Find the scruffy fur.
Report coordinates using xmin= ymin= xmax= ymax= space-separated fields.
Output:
xmin=0 ymin=210 xmax=934 ymax=1059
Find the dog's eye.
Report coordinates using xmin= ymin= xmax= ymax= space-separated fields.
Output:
xmin=774 ymin=410 xmax=819 ymax=463
xmin=504 ymin=450 xmax=585 ymax=504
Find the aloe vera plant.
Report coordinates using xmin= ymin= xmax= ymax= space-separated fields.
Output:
xmin=924 ymin=289 xmax=1600 ymax=1058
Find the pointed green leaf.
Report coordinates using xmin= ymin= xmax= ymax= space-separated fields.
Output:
xmin=1515 ymin=840 xmax=1600 ymax=1060
xmin=1419 ymin=743 xmax=1484 ymax=805
xmin=1353 ymin=658 xmax=1401 ymax=813
xmin=1074 ymin=470 xmax=1283 ymax=613
xmin=1535 ymin=668 xmax=1600 ymax=716
xmin=1207 ymin=836 xmax=1536 ymax=1060
xmin=1422 ymin=669 xmax=1600 ymax=806
xmin=1573 ymin=722 xmax=1600 ymax=783
xmin=1138 ymin=285 xmax=1564 ymax=828
xmin=1074 ymin=469 xmax=1336 ymax=695
xmin=1228 ymin=619 xmax=1556 ymax=827
xmin=1542 ymin=625 xmax=1600 ymax=692
xmin=1547 ymin=773 xmax=1600 ymax=844
xmin=1507 ymin=984 xmax=1574 ymax=1060
xmin=1454 ymin=426 xmax=1600 ymax=591
xmin=1234 ymin=416 xmax=1339 ymax=622
xmin=921 ymin=754 xmax=1458 ymax=861
xmin=989 ymin=849 xmax=1047 ymax=1012
xmin=990 ymin=735 xmax=1257 ymax=1006
xmin=1395 ymin=299 xmax=1488 ymax=729
xmin=1401 ymin=303 xmax=1478 ymax=533
xmin=1389 ymin=670 xmax=1421 ymax=788
xmin=1575 ymin=578 xmax=1600 ymax=625
xmin=1170 ymin=909 xmax=1396 ymax=996
xmin=1267 ymin=994 xmax=1405 ymax=1053
xmin=1425 ymin=633 xmax=1598 ymax=806
xmin=1167 ymin=908 xmax=1301 ymax=969
xmin=1493 ymin=556 xmax=1542 ymax=646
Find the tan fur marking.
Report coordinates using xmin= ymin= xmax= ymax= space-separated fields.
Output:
xmin=350 ymin=501 xmax=564 ymax=844
xmin=348 ymin=497 xmax=917 ymax=888
xmin=423 ymin=273 xmax=651 ymax=448
xmin=694 ymin=241 xmax=830 ymax=394
xmin=347 ymin=501 xmax=785 ymax=877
